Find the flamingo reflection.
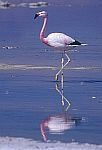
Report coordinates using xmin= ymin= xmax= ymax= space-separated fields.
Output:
xmin=40 ymin=78 xmax=81 ymax=141
xmin=40 ymin=99 xmax=82 ymax=141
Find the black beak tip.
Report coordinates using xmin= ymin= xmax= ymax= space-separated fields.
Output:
xmin=34 ymin=13 xmax=39 ymax=19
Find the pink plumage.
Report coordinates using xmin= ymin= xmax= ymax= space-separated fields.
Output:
xmin=45 ymin=32 xmax=75 ymax=49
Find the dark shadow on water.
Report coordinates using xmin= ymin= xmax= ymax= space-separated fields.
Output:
xmin=64 ymin=80 xmax=102 ymax=84
xmin=39 ymin=79 xmax=102 ymax=84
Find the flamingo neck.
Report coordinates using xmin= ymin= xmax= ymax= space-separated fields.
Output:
xmin=40 ymin=16 xmax=47 ymax=41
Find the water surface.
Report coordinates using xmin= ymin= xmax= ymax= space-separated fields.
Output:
xmin=0 ymin=0 xmax=102 ymax=149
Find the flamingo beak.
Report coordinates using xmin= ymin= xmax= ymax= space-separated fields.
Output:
xmin=34 ymin=13 xmax=39 ymax=19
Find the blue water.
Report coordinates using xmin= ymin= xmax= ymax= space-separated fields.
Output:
xmin=0 ymin=0 xmax=102 ymax=147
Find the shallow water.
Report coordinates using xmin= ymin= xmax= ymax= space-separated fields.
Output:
xmin=0 ymin=0 xmax=102 ymax=149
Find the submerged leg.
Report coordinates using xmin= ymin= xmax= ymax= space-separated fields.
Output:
xmin=56 ymin=54 xmax=71 ymax=110
xmin=56 ymin=82 xmax=71 ymax=111
xmin=55 ymin=53 xmax=70 ymax=81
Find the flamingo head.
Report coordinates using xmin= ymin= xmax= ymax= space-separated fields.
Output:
xmin=34 ymin=11 xmax=48 ymax=19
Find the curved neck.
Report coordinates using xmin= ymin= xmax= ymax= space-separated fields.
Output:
xmin=40 ymin=16 xmax=47 ymax=40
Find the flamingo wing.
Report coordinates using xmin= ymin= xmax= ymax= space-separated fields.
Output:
xmin=46 ymin=32 xmax=76 ymax=49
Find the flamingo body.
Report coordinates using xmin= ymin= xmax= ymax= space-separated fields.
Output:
xmin=44 ymin=32 xmax=76 ymax=50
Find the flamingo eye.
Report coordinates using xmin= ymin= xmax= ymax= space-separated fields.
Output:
xmin=40 ymin=12 xmax=45 ymax=16
xmin=39 ymin=11 xmax=47 ymax=17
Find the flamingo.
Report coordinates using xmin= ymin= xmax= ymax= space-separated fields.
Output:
xmin=34 ymin=11 xmax=87 ymax=81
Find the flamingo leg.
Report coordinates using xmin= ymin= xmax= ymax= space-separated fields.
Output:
xmin=56 ymin=54 xmax=71 ymax=111
xmin=61 ymin=56 xmax=64 ymax=106
xmin=55 ymin=53 xmax=70 ymax=81
xmin=56 ymin=83 xmax=71 ymax=111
